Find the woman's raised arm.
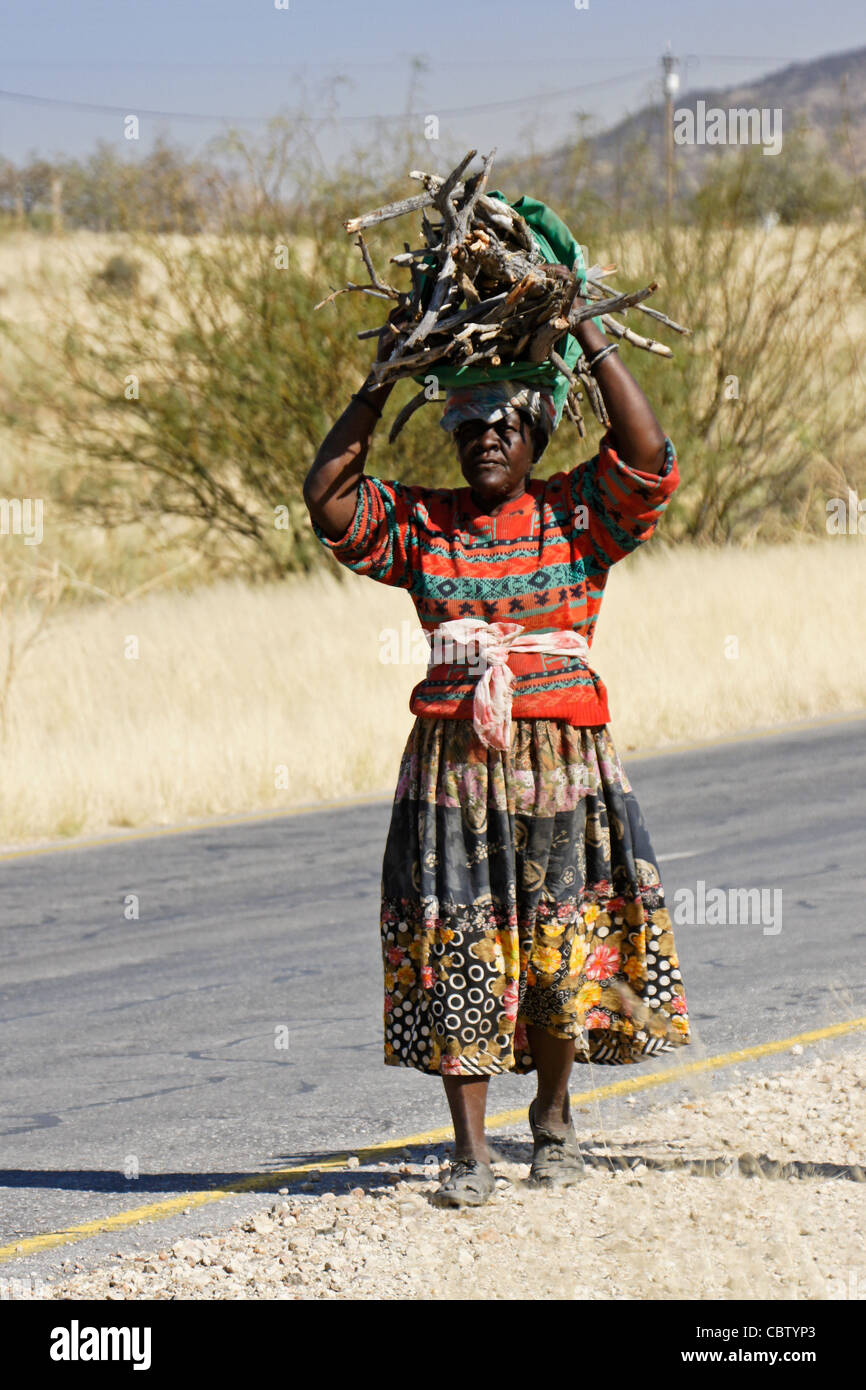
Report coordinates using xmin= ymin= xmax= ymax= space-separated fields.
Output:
xmin=302 ymin=311 xmax=405 ymax=541
xmin=574 ymin=308 xmax=667 ymax=475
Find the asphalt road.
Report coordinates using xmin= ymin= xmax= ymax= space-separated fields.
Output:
xmin=1 ymin=715 xmax=864 ymax=1277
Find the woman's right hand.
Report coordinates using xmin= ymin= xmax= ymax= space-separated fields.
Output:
xmin=374 ymin=301 xmax=411 ymax=367
xmin=303 ymin=305 xmax=406 ymax=541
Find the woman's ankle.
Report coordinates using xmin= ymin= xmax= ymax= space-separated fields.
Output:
xmin=533 ymin=1095 xmax=572 ymax=1131
xmin=452 ymin=1142 xmax=492 ymax=1165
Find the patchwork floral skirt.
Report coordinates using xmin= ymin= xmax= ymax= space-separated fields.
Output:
xmin=380 ymin=717 xmax=691 ymax=1077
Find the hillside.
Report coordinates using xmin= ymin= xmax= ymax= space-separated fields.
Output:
xmin=504 ymin=45 xmax=866 ymax=205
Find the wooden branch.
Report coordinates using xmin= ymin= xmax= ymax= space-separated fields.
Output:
xmin=569 ymin=282 xmax=659 ymax=326
xmin=345 ymin=191 xmax=439 ymax=234
xmin=432 ymin=149 xmax=479 ymax=221
xmin=584 ymin=370 xmax=610 ymax=427
xmin=390 ymin=249 xmax=437 ymax=265
xmin=369 ymin=339 xmax=454 ymax=382
xmin=527 ymin=315 xmax=570 ymax=364
xmin=388 ymin=388 xmax=435 ymax=443
xmin=549 ymin=348 xmax=580 ymax=386
xmin=327 ymin=150 xmax=690 ymax=437
xmin=427 ymin=291 xmax=510 ymax=337
xmin=355 ymin=233 xmax=400 ymax=299
xmin=601 ymin=314 xmax=674 ymax=357
xmin=562 ymin=387 xmax=586 ymax=438
xmin=587 ymin=276 xmax=691 ymax=335
xmin=400 ymin=150 xmax=494 ymax=355
xmin=313 ymin=283 xmax=397 ymax=310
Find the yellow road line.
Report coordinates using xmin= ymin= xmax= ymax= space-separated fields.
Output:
xmin=2 ymin=1015 xmax=863 ymax=1265
xmin=2 ymin=708 xmax=864 ymax=864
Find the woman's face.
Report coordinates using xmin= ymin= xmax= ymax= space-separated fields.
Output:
xmin=454 ymin=408 xmax=535 ymax=509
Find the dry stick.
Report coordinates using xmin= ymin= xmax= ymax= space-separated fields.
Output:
xmin=420 ymin=209 xmax=440 ymax=248
xmin=345 ymin=190 xmax=443 ymax=235
xmin=584 ymin=371 xmax=610 ymax=427
xmin=549 ymin=348 xmax=580 ymax=387
xmin=355 ymin=233 xmax=401 ymax=299
xmin=503 ymin=271 xmax=550 ymax=308
xmin=340 ymin=151 xmax=688 ymax=432
xmin=402 ymin=240 xmax=425 ymax=305
xmin=314 ymin=282 xmax=397 ymax=310
xmin=475 ymin=204 xmax=519 ymax=239
xmin=376 ymin=286 xmax=557 ymax=378
xmin=343 ymin=149 xmax=477 ymax=235
xmin=478 ymin=200 xmax=536 ymax=254
xmin=398 ymin=151 xmax=495 ymax=356
xmin=569 ymin=282 xmax=659 ymax=326
xmin=550 ymin=349 xmax=609 ymax=428
xmin=426 ymin=290 xmax=510 ymax=336
xmin=454 ymin=349 xmax=504 ymax=368
xmin=563 ymin=389 xmax=587 ymax=438
xmin=459 ymin=271 xmax=481 ymax=305
xmin=453 ymin=322 xmax=507 ymax=349
xmin=528 ymin=315 xmax=571 ymax=364
xmin=583 ymin=262 xmax=617 ymax=282
xmin=600 ymin=314 xmax=674 ymax=357
xmin=412 ymin=170 xmax=535 ymax=252
xmin=390 ymin=249 xmax=438 ymax=265
xmin=436 ymin=149 xmax=480 ymax=214
xmin=463 ymin=233 xmax=542 ymax=286
xmin=586 ymin=276 xmax=691 ymax=334
xmin=372 ymin=340 xmax=455 ymax=380
xmin=388 ymin=389 xmax=435 ymax=443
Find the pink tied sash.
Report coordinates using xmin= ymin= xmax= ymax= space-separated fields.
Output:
xmin=425 ymin=618 xmax=591 ymax=751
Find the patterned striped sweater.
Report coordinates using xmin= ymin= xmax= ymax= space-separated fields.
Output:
xmin=312 ymin=432 xmax=679 ymax=725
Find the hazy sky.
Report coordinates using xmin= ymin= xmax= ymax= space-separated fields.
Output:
xmin=1 ymin=0 xmax=863 ymax=166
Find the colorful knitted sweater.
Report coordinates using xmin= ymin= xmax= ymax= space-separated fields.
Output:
xmin=313 ymin=432 xmax=679 ymax=726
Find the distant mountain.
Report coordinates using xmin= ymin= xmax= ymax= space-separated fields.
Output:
xmin=502 ymin=45 xmax=866 ymax=205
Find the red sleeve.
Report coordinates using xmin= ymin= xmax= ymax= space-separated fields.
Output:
xmin=311 ymin=475 xmax=417 ymax=588
xmin=570 ymin=433 xmax=679 ymax=567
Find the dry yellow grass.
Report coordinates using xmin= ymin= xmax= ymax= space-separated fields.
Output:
xmin=1 ymin=537 xmax=864 ymax=845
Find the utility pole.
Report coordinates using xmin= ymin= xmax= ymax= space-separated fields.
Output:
xmin=662 ymin=46 xmax=680 ymax=217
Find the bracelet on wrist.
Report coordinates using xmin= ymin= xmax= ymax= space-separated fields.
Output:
xmin=351 ymin=389 xmax=382 ymax=418
xmin=585 ymin=342 xmax=619 ymax=374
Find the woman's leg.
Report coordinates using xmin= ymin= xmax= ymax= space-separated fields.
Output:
xmin=442 ymin=1076 xmax=492 ymax=1163
xmin=526 ymin=1026 xmax=575 ymax=1134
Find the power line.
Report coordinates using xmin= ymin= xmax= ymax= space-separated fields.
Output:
xmin=687 ymin=53 xmax=803 ymax=63
xmin=0 ymin=67 xmax=657 ymax=127
xmin=0 ymin=55 xmax=769 ymax=72
xmin=0 ymin=88 xmax=264 ymax=124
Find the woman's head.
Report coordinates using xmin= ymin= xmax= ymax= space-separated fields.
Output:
xmin=440 ymin=381 xmax=555 ymax=508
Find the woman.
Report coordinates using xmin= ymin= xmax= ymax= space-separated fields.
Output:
xmin=303 ymin=295 xmax=690 ymax=1208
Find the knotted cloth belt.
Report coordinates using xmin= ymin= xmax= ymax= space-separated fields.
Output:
xmin=425 ymin=618 xmax=591 ymax=751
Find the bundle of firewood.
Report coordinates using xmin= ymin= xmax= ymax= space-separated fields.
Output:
xmin=316 ymin=149 xmax=690 ymax=442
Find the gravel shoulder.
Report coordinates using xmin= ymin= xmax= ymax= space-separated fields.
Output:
xmin=19 ymin=1041 xmax=863 ymax=1302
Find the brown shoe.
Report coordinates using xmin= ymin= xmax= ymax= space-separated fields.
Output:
xmin=527 ymin=1099 xmax=587 ymax=1187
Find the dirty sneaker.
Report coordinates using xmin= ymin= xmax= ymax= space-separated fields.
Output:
xmin=527 ymin=1098 xmax=587 ymax=1187
xmin=435 ymin=1157 xmax=496 ymax=1207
